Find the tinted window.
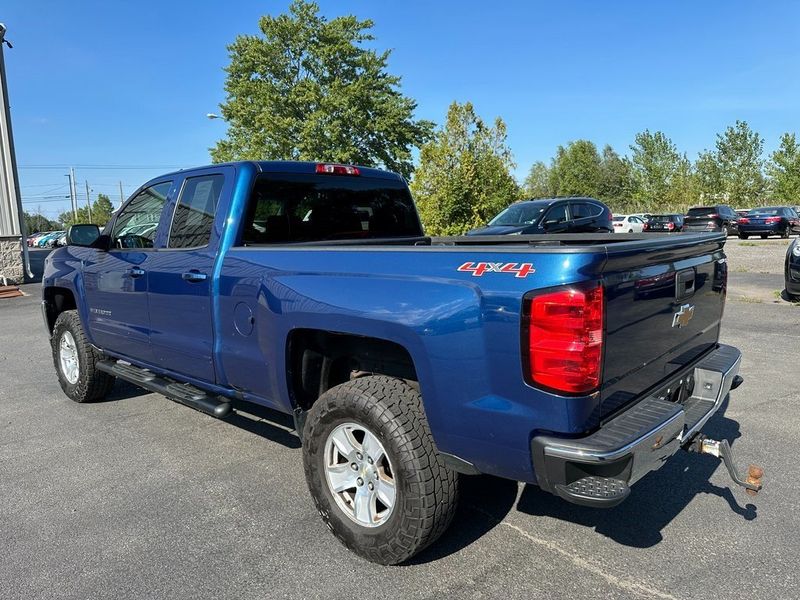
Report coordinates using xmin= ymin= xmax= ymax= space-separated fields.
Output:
xmin=169 ymin=174 xmax=224 ymax=248
xmin=111 ymin=181 xmax=172 ymax=249
xmin=544 ymin=204 xmax=568 ymax=223
xmin=489 ymin=202 xmax=548 ymax=226
xmin=747 ymin=207 xmax=781 ymax=216
xmin=612 ymin=216 xmax=624 ymax=222
xmin=571 ymin=202 xmax=602 ymax=219
xmin=687 ymin=207 xmax=715 ymax=217
xmin=240 ymin=174 xmax=422 ymax=244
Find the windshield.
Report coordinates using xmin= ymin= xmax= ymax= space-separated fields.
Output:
xmin=488 ymin=202 xmax=547 ymax=226
xmin=747 ymin=207 xmax=781 ymax=216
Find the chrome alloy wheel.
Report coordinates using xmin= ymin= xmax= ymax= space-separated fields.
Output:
xmin=323 ymin=422 xmax=396 ymax=528
xmin=58 ymin=331 xmax=80 ymax=385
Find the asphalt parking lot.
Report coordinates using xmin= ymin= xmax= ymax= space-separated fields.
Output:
xmin=1 ymin=238 xmax=798 ymax=600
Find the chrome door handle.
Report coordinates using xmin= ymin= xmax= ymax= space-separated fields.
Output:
xmin=182 ymin=270 xmax=208 ymax=283
xmin=127 ymin=267 xmax=145 ymax=278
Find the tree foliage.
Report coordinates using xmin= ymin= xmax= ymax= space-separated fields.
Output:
xmin=698 ymin=120 xmax=765 ymax=206
xmin=211 ymin=0 xmax=432 ymax=178
xmin=626 ymin=130 xmax=699 ymax=211
xmin=522 ymin=161 xmax=553 ymax=198
xmin=767 ymin=133 xmax=800 ymax=203
xmin=598 ymin=145 xmax=634 ymax=205
xmin=59 ymin=193 xmax=115 ymax=227
xmin=23 ymin=212 xmax=60 ymax=233
xmin=548 ymin=140 xmax=601 ymax=198
xmin=411 ymin=101 xmax=519 ymax=235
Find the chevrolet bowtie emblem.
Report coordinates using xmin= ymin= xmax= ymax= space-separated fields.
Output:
xmin=672 ymin=303 xmax=695 ymax=328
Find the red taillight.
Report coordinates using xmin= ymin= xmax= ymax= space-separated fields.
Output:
xmin=709 ymin=213 xmax=719 ymax=219
xmin=525 ymin=284 xmax=604 ymax=395
xmin=765 ymin=216 xmax=781 ymax=224
xmin=738 ymin=217 xmax=749 ymax=224
xmin=667 ymin=222 xmax=675 ymax=230
xmin=315 ymin=163 xmax=360 ymax=176
xmin=642 ymin=222 xmax=649 ymax=230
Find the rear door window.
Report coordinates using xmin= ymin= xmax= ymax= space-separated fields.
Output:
xmin=169 ymin=174 xmax=225 ymax=249
xmin=571 ymin=202 xmax=602 ymax=219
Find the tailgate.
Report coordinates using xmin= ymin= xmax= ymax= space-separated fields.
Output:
xmin=599 ymin=233 xmax=727 ymax=419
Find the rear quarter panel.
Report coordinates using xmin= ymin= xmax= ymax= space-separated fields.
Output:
xmin=218 ymin=246 xmax=606 ymax=482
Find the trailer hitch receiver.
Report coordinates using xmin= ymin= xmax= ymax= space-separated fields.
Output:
xmin=687 ymin=434 xmax=763 ymax=495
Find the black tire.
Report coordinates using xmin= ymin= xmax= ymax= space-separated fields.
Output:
xmin=761 ymin=234 xmax=768 ymax=239
xmin=302 ymin=375 xmax=458 ymax=565
xmin=739 ymin=233 xmax=749 ymax=239
xmin=51 ymin=310 xmax=115 ymax=403
xmin=781 ymin=227 xmax=790 ymax=239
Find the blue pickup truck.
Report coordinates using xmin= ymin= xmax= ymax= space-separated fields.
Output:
xmin=42 ymin=161 xmax=762 ymax=564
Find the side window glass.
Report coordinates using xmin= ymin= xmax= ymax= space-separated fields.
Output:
xmin=545 ymin=204 xmax=568 ymax=224
xmin=571 ymin=202 xmax=601 ymax=219
xmin=169 ymin=174 xmax=224 ymax=249
xmin=111 ymin=181 xmax=172 ymax=249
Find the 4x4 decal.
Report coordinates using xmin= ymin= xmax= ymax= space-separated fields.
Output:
xmin=457 ymin=262 xmax=535 ymax=278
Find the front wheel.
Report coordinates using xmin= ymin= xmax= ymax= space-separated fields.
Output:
xmin=302 ymin=376 xmax=458 ymax=565
xmin=51 ymin=310 xmax=115 ymax=403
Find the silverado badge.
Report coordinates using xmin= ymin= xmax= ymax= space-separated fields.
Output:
xmin=672 ymin=303 xmax=695 ymax=328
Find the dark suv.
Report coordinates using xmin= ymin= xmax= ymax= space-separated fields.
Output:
xmin=684 ymin=205 xmax=739 ymax=235
xmin=466 ymin=197 xmax=613 ymax=236
xmin=643 ymin=214 xmax=685 ymax=232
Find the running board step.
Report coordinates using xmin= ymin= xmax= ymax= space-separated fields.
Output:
xmin=96 ymin=360 xmax=232 ymax=418
xmin=554 ymin=476 xmax=631 ymax=508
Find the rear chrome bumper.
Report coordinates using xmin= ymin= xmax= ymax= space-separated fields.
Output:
xmin=531 ymin=344 xmax=741 ymax=507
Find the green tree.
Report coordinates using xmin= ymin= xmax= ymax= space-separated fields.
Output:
xmin=411 ymin=101 xmax=519 ymax=235
xmin=767 ymin=133 xmax=800 ymax=203
xmin=549 ymin=140 xmax=602 ymax=198
xmin=629 ymin=130 xmax=690 ymax=210
xmin=522 ymin=161 xmax=553 ymax=198
xmin=598 ymin=144 xmax=634 ymax=206
xmin=92 ymin=193 xmax=115 ymax=225
xmin=23 ymin=211 xmax=60 ymax=233
xmin=211 ymin=0 xmax=432 ymax=178
xmin=697 ymin=120 xmax=765 ymax=206
xmin=59 ymin=193 xmax=116 ymax=227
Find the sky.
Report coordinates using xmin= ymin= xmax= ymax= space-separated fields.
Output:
xmin=3 ymin=0 xmax=800 ymax=221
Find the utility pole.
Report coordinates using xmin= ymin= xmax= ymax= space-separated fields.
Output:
xmin=84 ymin=180 xmax=92 ymax=223
xmin=65 ymin=171 xmax=76 ymax=221
xmin=118 ymin=181 xmax=125 ymax=206
xmin=0 ymin=23 xmax=32 ymax=280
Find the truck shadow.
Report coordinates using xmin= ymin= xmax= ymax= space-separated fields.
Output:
xmin=514 ymin=394 xmax=757 ymax=549
xmin=103 ymin=382 xmax=301 ymax=449
xmin=412 ymin=395 xmax=757 ymax=563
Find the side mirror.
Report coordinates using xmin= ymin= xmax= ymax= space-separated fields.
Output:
xmin=66 ymin=224 xmax=101 ymax=247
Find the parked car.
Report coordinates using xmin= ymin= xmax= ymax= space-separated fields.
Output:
xmin=36 ymin=231 xmax=65 ymax=247
xmin=737 ymin=206 xmax=800 ymax=239
xmin=47 ymin=232 xmax=68 ymax=248
xmin=735 ymin=209 xmax=751 ymax=219
xmin=43 ymin=161 xmax=760 ymax=565
xmin=467 ymin=197 xmax=613 ymax=235
xmin=786 ymin=238 xmax=800 ymax=300
xmin=683 ymin=205 xmax=739 ymax=235
xmin=28 ymin=231 xmax=51 ymax=247
xmin=643 ymin=214 xmax=685 ymax=232
xmin=612 ymin=214 xmax=646 ymax=233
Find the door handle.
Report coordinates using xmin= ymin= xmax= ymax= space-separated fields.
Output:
xmin=182 ymin=270 xmax=208 ymax=283
xmin=127 ymin=267 xmax=145 ymax=278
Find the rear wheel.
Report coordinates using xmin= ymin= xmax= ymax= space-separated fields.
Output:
xmin=739 ymin=233 xmax=749 ymax=239
xmin=302 ymin=376 xmax=458 ymax=565
xmin=761 ymin=234 xmax=769 ymax=239
xmin=51 ymin=310 xmax=115 ymax=403
xmin=781 ymin=227 xmax=790 ymax=239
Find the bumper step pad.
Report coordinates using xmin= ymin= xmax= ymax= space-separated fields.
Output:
xmin=555 ymin=476 xmax=630 ymax=507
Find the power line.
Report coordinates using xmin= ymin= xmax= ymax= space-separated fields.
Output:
xmin=18 ymin=164 xmax=187 ymax=170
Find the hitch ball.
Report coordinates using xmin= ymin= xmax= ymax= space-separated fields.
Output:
xmin=746 ymin=465 xmax=764 ymax=497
